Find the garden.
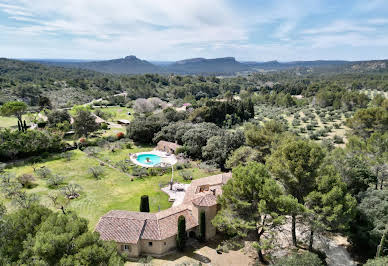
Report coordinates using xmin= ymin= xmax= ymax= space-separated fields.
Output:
xmin=0 ymin=142 xmax=219 ymax=228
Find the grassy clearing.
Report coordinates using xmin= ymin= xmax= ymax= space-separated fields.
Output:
xmin=101 ymin=106 xmax=134 ymax=121
xmin=1 ymin=146 xmax=218 ymax=228
xmin=0 ymin=116 xmax=18 ymax=129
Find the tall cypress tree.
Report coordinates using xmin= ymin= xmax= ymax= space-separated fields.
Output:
xmin=199 ymin=211 xmax=206 ymax=242
xmin=139 ymin=195 xmax=149 ymax=212
xmin=176 ymin=215 xmax=186 ymax=251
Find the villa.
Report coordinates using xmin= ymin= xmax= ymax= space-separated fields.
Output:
xmin=95 ymin=172 xmax=232 ymax=257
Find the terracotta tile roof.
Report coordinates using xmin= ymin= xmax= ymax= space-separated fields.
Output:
xmin=96 ymin=212 xmax=147 ymax=244
xmin=95 ymin=173 xmax=232 ymax=243
xmin=157 ymin=141 xmax=181 ymax=151
xmin=183 ymin=173 xmax=232 ymax=204
xmin=192 ymin=193 xmax=218 ymax=207
xmin=96 ymin=205 xmax=198 ymax=242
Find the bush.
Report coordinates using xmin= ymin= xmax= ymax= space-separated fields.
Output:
xmin=0 ymin=129 xmax=64 ymax=161
xmin=175 ymin=163 xmax=184 ymax=170
xmin=198 ymin=162 xmax=217 ymax=173
xmin=88 ymin=166 xmax=104 ymax=179
xmin=115 ymin=160 xmax=130 ymax=172
xmin=100 ymin=122 xmax=108 ymax=130
xmin=17 ymin=174 xmax=35 ymax=188
xmin=46 ymin=175 xmax=64 ymax=188
xmin=180 ymin=170 xmax=193 ymax=181
xmin=35 ymin=167 xmax=52 ymax=179
xmin=273 ymin=252 xmax=323 ymax=266
xmin=61 ymin=183 xmax=81 ymax=199
xmin=132 ymin=166 xmax=148 ymax=177
xmin=116 ymin=132 xmax=125 ymax=140
xmin=333 ymin=135 xmax=344 ymax=144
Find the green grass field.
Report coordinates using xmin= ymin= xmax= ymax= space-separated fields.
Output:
xmin=1 ymin=146 xmax=218 ymax=228
xmin=0 ymin=116 xmax=19 ymax=129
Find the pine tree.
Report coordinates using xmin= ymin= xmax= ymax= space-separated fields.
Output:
xmin=199 ymin=211 xmax=206 ymax=242
xmin=139 ymin=195 xmax=149 ymax=212
xmin=176 ymin=215 xmax=186 ymax=251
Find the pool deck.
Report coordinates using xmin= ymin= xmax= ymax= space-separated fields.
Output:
xmin=130 ymin=150 xmax=178 ymax=168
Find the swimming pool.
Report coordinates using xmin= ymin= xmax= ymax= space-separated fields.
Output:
xmin=136 ymin=154 xmax=162 ymax=166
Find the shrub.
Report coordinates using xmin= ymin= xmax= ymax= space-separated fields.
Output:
xmin=61 ymin=183 xmax=81 ymax=199
xmin=180 ymin=170 xmax=193 ymax=181
xmin=100 ymin=122 xmax=108 ymax=130
xmin=140 ymin=195 xmax=150 ymax=212
xmin=132 ymin=166 xmax=148 ymax=177
xmin=17 ymin=174 xmax=35 ymax=188
xmin=61 ymin=152 xmax=73 ymax=162
xmin=116 ymin=132 xmax=124 ymax=140
xmin=198 ymin=162 xmax=217 ymax=173
xmin=273 ymin=252 xmax=323 ymax=266
xmin=88 ymin=166 xmax=104 ymax=179
xmin=83 ymin=147 xmax=100 ymax=157
xmin=35 ymin=167 xmax=52 ymax=179
xmin=46 ymin=175 xmax=64 ymax=188
xmin=333 ymin=135 xmax=344 ymax=144
xmin=115 ymin=160 xmax=130 ymax=172
xmin=175 ymin=163 xmax=184 ymax=170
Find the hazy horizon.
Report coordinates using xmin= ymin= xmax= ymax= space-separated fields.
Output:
xmin=1 ymin=0 xmax=388 ymax=61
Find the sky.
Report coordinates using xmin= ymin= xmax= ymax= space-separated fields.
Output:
xmin=0 ymin=0 xmax=388 ymax=61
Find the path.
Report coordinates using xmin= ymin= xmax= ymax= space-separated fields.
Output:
xmin=161 ymin=183 xmax=190 ymax=206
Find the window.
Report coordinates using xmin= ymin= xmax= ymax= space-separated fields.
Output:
xmin=149 ymin=242 xmax=153 ymax=246
xmin=164 ymin=242 xmax=167 ymax=245
xmin=122 ymin=245 xmax=131 ymax=252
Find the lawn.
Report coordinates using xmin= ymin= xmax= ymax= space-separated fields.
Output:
xmin=0 ymin=116 xmax=18 ymax=129
xmin=1 ymin=145 xmax=219 ymax=229
xmin=102 ymin=106 xmax=134 ymax=121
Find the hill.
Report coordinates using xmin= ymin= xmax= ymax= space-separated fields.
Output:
xmin=36 ymin=55 xmax=162 ymax=75
xmin=244 ymin=60 xmax=350 ymax=70
xmin=166 ymin=57 xmax=250 ymax=74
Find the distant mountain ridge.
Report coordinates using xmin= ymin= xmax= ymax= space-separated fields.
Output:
xmin=24 ymin=56 xmax=388 ymax=75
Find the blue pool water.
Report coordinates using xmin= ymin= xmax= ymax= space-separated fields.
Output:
xmin=136 ymin=154 xmax=162 ymax=166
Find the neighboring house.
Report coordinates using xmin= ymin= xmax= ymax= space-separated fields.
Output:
xmin=117 ymin=119 xmax=131 ymax=125
xmin=156 ymin=140 xmax=181 ymax=154
xmin=93 ymin=114 xmax=106 ymax=124
xmin=95 ymin=173 xmax=232 ymax=257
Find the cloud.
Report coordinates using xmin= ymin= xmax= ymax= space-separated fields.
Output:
xmin=302 ymin=20 xmax=375 ymax=35
xmin=0 ymin=0 xmax=387 ymax=60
